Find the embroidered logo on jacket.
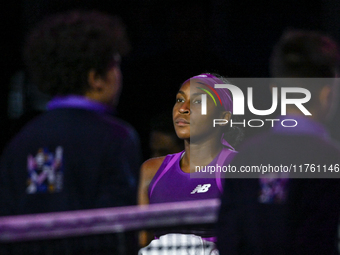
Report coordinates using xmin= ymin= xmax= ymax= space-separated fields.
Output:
xmin=26 ymin=146 xmax=64 ymax=194
xmin=190 ymin=184 xmax=211 ymax=194
xmin=258 ymin=177 xmax=288 ymax=204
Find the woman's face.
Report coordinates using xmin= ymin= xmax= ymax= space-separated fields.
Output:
xmin=173 ymin=80 xmax=227 ymax=142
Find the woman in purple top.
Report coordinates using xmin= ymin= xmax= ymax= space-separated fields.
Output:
xmin=138 ymin=73 xmax=243 ymax=254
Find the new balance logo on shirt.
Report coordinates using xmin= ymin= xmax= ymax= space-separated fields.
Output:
xmin=191 ymin=184 xmax=211 ymax=194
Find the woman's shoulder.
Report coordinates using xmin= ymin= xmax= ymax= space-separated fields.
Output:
xmin=141 ymin=152 xmax=182 ymax=179
xmin=141 ymin=156 xmax=166 ymax=175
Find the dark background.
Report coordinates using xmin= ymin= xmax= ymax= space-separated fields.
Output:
xmin=1 ymin=0 xmax=340 ymax=159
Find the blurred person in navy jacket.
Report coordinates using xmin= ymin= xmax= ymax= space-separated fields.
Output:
xmin=217 ymin=30 xmax=340 ymax=255
xmin=0 ymin=10 xmax=141 ymax=254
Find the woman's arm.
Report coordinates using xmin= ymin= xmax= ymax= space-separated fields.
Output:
xmin=137 ymin=156 xmax=166 ymax=247
xmin=137 ymin=157 xmax=165 ymax=205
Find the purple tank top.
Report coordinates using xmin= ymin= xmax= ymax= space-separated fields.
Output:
xmin=149 ymin=147 xmax=237 ymax=204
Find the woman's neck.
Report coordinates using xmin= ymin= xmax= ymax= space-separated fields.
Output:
xmin=180 ymin=138 xmax=223 ymax=173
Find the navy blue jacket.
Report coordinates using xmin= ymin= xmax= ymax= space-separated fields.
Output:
xmin=0 ymin=106 xmax=141 ymax=254
xmin=217 ymin=117 xmax=340 ymax=255
xmin=0 ymin=107 xmax=141 ymax=214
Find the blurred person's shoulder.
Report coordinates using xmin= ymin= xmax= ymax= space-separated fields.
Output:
xmin=0 ymin=109 xmax=139 ymax=157
xmin=101 ymin=114 xmax=140 ymax=141
xmin=327 ymin=136 xmax=340 ymax=152
xmin=233 ymin=131 xmax=272 ymax=154
xmin=233 ymin=129 xmax=340 ymax=164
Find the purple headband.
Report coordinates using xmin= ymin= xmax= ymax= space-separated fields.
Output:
xmin=184 ymin=73 xmax=233 ymax=113
xmin=184 ymin=73 xmax=235 ymax=150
